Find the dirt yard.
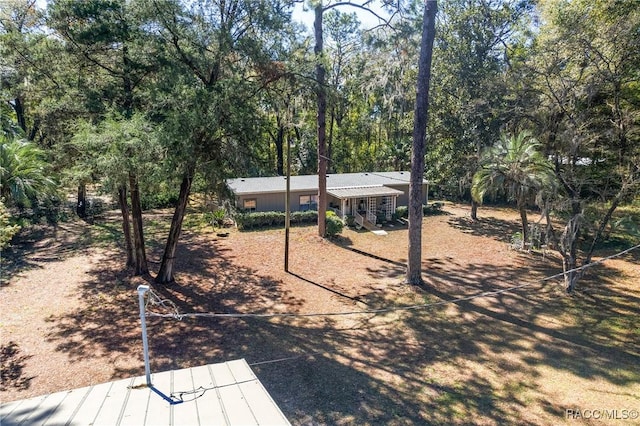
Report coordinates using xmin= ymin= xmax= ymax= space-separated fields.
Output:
xmin=1 ymin=203 xmax=639 ymax=425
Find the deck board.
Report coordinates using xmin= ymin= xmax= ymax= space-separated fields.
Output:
xmin=42 ymin=388 xmax=93 ymax=425
xmin=176 ymin=364 xmax=231 ymax=425
xmin=91 ymin=377 xmax=135 ymax=425
xmin=118 ymin=375 xmax=152 ymax=425
xmin=67 ymin=381 xmax=116 ymax=425
xmin=0 ymin=359 xmax=290 ymax=426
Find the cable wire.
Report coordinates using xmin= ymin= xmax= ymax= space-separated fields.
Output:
xmin=144 ymin=243 xmax=640 ymax=321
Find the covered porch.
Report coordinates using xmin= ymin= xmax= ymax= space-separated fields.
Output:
xmin=327 ymin=186 xmax=404 ymax=227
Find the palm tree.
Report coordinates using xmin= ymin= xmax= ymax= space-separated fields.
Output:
xmin=471 ymin=131 xmax=555 ymax=244
xmin=0 ymin=134 xmax=57 ymax=208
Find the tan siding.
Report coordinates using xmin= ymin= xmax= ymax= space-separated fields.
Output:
xmin=236 ymin=183 xmax=426 ymax=212
xmin=387 ymin=184 xmax=427 ymax=206
xmin=238 ymin=191 xmax=320 ymax=212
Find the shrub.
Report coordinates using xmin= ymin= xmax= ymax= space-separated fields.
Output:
xmin=141 ymin=191 xmax=179 ymax=210
xmin=0 ymin=199 xmax=20 ymax=249
xmin=395 ymin=206 xmax=408 ymax=219
xmin=325 ymin=210 xmax=344 ymax=237
xmin=235 ymin=210 xmax=320 ymax=230
xmin=345 ymin=215 xmax=355 ymax=227
xmin=395 ymin=203 xmax=444 ymax=219
xmin=291 ymin=210 xmax=317 ymax=224
xmin=210 ymin=208 xmax=226 ymax=227
xmin=423 ymin=202 xmax=444 ymax=216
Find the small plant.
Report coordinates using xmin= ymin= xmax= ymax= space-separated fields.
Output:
xmin=0 ymin=199 xmax=20 ymax=249
xmin=345 ymin=215 xmax=355 ymax=227
xmin=210 ymin=208 xmax=226 ymax=227
xmin=423 ymin=202 xmax=444 ymax=216
xmin=325 ymin=210 xmax=344 ymax=237
xmin=511 ymin=232 xmax=523 ymax=250
xmin=395 ymin=206 xmax=408 ymax=219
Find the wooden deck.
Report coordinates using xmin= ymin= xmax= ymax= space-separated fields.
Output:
xmin=0 ymin=359 xmax=290 ymax=426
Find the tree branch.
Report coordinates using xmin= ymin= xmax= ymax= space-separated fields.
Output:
xmin=323 ymin=1 xmax=395 ymax=30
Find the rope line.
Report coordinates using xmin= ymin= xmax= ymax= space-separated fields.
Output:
xmin=144 ymin=243 xmax=640 ymax=321
xmin=248 ymin=351 xmax=323 ymax=366
xmin=540 ymin=243 xmax=640 ymax=281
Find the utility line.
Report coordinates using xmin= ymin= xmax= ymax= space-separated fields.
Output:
xmin=143 ymin=244 xmax=640 ymax=373
xmin=145 ymin=243 xmax=640 ymax=321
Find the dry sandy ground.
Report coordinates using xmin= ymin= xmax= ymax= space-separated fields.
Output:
xmin=1 ymin=203 xmax=639 ymax=425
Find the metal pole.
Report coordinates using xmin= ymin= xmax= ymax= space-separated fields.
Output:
xmin=285 ymin=132 xmax=291 ymax=272
xmin=137 ymin=285 xmax=152 ymax=386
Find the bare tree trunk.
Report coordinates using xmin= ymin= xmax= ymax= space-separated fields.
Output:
xmin=562 ymin=200 xmax=582 ymax=292
xmin=518 ymin=199 xmax=529 ymax=244
xmin=407 ymin=0 xmax=437 ymax=285
xmin=76 ymin=183 xmax=87 ymax=218
xmin=584 ymin=193 xmax=623 ymax=265
xmin=156 ymin=168 xmax=194 ymax=284
xmin=315 ymin=4 xmax=327 ymax=237
xmin=129 ymin=172 xmax=148 ymax=276
xmin=118 ymin=185 xmax=134 ymax=267
xmin=543 ymin=201 xmax=579 ymax=292
xmin=13 ymin=96 xmax=27 ymax=134
xmin=471 ymin=199 xmax=478 ymax=221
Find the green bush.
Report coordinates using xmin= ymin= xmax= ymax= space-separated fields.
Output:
xmin=235 ymin=210 xmax=318 ymax=230
xmin=395 ymin=203 xmax=444 ymax=219
xmin=423 ymin=202 xmax=444 ymax=216
xmin=345 ymin=215 xmax=355 ymax=227
xmin=141 ymin=191 xmax=179 ymax=210
xmin=210 ymin=208 xmax=226 ymax=227
xmin=395 ymin=206 xmax=408 ymax=219
xmin=325 ymin=210 xmax=344 ymax=237
xmin=0 ymin=199 xmax=20 ymax=249
xmin=291 ymin=210 xmax=317 ymax=224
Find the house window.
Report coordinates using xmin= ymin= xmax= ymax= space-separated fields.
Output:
xmin=243 ymin=199 xmax=257 ymax=212
xmin=299 ymin=194 xmax=318 ymax=211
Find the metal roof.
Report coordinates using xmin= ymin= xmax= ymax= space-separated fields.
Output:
xmin=328 ymin=185 xmax=404 ymax=199
xmin=226 ymin=171 xmax=420 ymax=195
xmin=0 ymin=359 xmax=290 ymax=426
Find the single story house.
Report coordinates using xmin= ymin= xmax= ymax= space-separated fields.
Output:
xmin=226 ymin=171 xmax=428 ymax=225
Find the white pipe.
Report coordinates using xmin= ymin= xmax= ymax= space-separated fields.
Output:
xmin=137 ymin=285 xmax=152 ymax=386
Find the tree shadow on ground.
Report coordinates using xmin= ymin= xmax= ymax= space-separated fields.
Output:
xmin=1 ymin=218 xmax=119 ymax=286
xmin=40 ymin=211 xmax=640 ymax=425
xmin=0 ymin=342 xmax=34 ymax=392
xmin=448 ymin=215 xmax=521 ymax=243
xmin=355 ymin=231 xmax=640 ymax=422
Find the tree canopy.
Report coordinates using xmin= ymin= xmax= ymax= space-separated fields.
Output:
xmin=1 ymin=0 xmax=637 ymax=290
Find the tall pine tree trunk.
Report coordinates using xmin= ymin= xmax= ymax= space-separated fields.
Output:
xmin=315 ymin=4 xmax=327 ymax=237
xmin=328 ymin=106 xmax=335 ymax=174
xmin=407 ymin=0 xmax=437 ymax=285
xmin=118 ymin=185 xmax=134 ymax=267
xmin=129 ymin=172 xmax=148 ymax=276
xmin=156 ymin=168 xmax=194 ymax=284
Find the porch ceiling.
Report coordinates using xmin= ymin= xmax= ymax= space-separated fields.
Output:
xmin=327 ymin=185 xmax=404 ymax=199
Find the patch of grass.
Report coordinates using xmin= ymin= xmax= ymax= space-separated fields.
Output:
xmin=90 ymin=222 xmax=123 ymax=246
xmin=182 ymin=212 xmax=215 ymax=231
